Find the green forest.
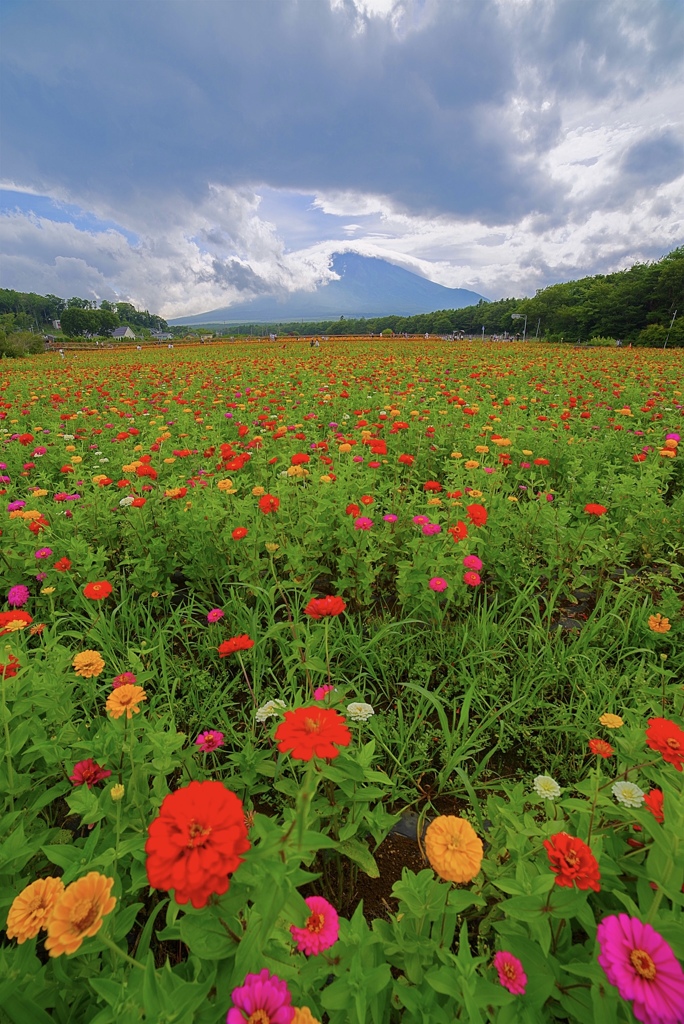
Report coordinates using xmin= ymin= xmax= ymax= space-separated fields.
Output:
xmin=1 ymin=246 xmax=682 ymax=352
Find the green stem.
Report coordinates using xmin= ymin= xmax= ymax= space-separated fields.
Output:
xmin=99 ymin=931 xmax=145 ymax=970
xmin=1 ymin=668 xmax=14 ymax=813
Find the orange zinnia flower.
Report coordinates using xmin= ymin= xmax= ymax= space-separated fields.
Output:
xmin=6 ymin=877 xmax=65 ymax=943
xmin=589 ymin=738 xmax=614 ymax=758
xmin=648 ymin=614 xmax=671 ymax=634
xmin=72 ymin=650 xmax=105 ymax=678
xmin=424 ymin=815 xmax=483 ymax=884
xmin=106 ymin=682 xmax=147 ymax=719
xmin=44 ymin=872 xmax=116 ymax=956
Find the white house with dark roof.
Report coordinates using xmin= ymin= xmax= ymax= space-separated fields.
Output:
xmin=112 ymin=326 xmax=136 ymax=340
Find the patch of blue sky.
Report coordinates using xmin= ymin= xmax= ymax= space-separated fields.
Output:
xmin=0 ymin=188 xmax=139 ymax=245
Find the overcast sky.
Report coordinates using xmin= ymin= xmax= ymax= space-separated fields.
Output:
xmin=1 ymin=0 xmax=683 ymax=318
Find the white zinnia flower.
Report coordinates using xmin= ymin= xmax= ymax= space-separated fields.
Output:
xmin=346 ymin=702 xmax=375 ymax=722
xmin=533 ymin=775 xmax=562 ymax=800
xmin=119 ymin=496 xmax=135 ymax=507
xmin=62 ymin=434 xmax=75 ymax=440
xmin=255 ymin=698 xmax=287 ymax=723
xmin=99 ymin=458 xmax=109 ymax=464
xmin=612 ymin=781 xmax=645 ymax=808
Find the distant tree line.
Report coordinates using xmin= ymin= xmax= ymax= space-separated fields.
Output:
xmin=202 ymin=247 xmax=682 ymax=346
xmin=0 ymin=290 xmax=168 ymax=338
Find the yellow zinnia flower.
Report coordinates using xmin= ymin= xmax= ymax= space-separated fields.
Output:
xmin=217 ymin=478 xmax=234 ymax=492
xmin=292 ymin=1009 xmax=321 ymax=1024
xmin=6 ymin=877 xmax=65 ymax=943
xmin=44 ymin=873 xmax=116 ymax=957
xmin=72 ymin=650 xmax=105 ymax=678
xmin=106 ymin=683 xmax=147 ymax=719
xmin=424 ymin=815 xmax=483 ymax=884
xmin=599 ymin=713 xmax=624 ymax=729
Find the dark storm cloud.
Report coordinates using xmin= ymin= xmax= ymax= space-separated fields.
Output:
xmin=621 ymin=130 xmax=684 ymax=186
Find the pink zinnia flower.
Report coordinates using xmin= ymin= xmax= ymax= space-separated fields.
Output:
xmin=290 ymin=896 xmax=339 ymax=956
xmin=195 ymin=730 xmax=225 ymax=752
xmin=314 ymin=684 xmax=335 ymax=700
xmin=412 ymin=515 xmax=430 ymax=525
xmin=463 ymin=571 xmax=481 ymax=587
xmin=429 ymin=577 xmax=448 ymax=592
xmin=227 ymin=969 xmax=294 ymax=1024
xmin=462 ymin=555 xmax=483 ymax=570
xmin=69 ymin=758 xmax=112 ymax=789
xmin=35 ymin=547 xmax=53 ymax=559
xmin=353 ymin=516 xmax=373 ymax=530
xmin=112 ymin=671 xmax=137 ymax=688
xmin=383 ymin=514 xmax=398 ymax=522
xmin=422 ymin=522 xmax=441 ymax=535
xmin=597 ymin=914 xmax=684 ymax=1024
xmin=493 ymin=951 xmax=527 ymax=995
xmin=7 ymin=585 xmax=30 ymax=607
xmin=207 ymin=608 xmax=225 ymax=624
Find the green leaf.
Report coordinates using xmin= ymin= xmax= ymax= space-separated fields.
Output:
xmin=337 ymin=838 xmax=379 ymax=877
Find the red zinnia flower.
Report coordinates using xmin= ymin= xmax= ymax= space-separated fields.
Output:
xmin=232 ymin=527 xmax=248 ymax=540
xmin=360 ymin=495 xmax=374 ymax=506
xmin=589 ymin=738 xmax=614 ymax=758
xmin=275 ymin=706 xmax=351 ymax=761
xmin=585 ymin=503 xmax=607 ymax=516
xmin=645 ymin=717 xmax=684 ymax=772
xmin=345 ymin=503 xmax=360 ymax=517
xmin=449 ymin=521 xmax=468 ymax=542
xmin=423 ymin=481 xmax=442 ymax=492
xmin=543 ymin=832 xmax=601 ymax=891
xmin=0 ymin=610 xmax=33 ymax=635
xmin=218 ymin=635 xmax=255 ymax=658
xmin=83 ymin=581 xmax=113 ymax=601
xmin=644 ymin=788 xmax=664 ymax=823
xmin=398 ymin=454 xmax=414 ymax=466
xmin=145 ymin=780 xmax=250 ymax=908
xmin=304 ymin=595 xmax=346 ymax=619
xmin=54 ymin=557 xmax=72 ymax=572
xmin=258 ymin=494 xmax=280 ymax=514
xmin=290 ymin=453 xmax=310 ymax=465
xmin=0 ymin=654 xmax=20 ymax=679
xmin=466 ymin=503 xmax=488 ymax=527
xmin=69 ymin=758 xmax=112 ymax=789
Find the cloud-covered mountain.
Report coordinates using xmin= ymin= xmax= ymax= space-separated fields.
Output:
xmin=169 ymin=253 xmax=487 ymax=324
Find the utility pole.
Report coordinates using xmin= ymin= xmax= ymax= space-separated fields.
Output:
xmin=664 ymin=311 xmax=677 ymax=349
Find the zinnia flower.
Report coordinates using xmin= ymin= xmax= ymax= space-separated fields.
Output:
xmin=543 ymin=832 xmax=600 ymax=891
xmin=44 ymin=872 xmax=116 ymax=956
xmin=7 ymin=585 xmax=30 ymax=607
xmin=645 ymin=717 xmax=684 ymax=771
xmin=227 ymin=969 xmax=294 ymax=1024
xmin=428 ymin=577 xmax=448 ymax=592
xmin=256 ymin=698 xmax=288 ymax=722
xmin=83 ymin=581 xmax=113 ymax=601
xmin=463 ymin=571 xmax=481 ymax=587
xmin=207 ymin=608 xmax=225 ymax=624
xmin=106 ymin=683 xmax=147 ymax=719
xmin=291 ymin=896 xmax=339 ymax=955
xmin=493 ymin=951 xmax=527 ymax=995
xmin=644 ymin=789 xmax=664 ymax=823
xmin=304 ymin=595 xmax=346 ymax=619
xmin=72 ymin=650 xmax=105 ymax=678
xmin=600 ymin=713 xmax=624 ymax=729
xmin=292 ymin=1009 xmax=320 ymax=1024
xmin=34 ymin=547 xmax=53 ymax=559
xmin=69 ymin=759 xmax=112 ymax=788
xmin=533 ymin=775 xmax=561 ymax=800
xmin=0 ymin=653 xmax=20 ymax=679
xmin=462 ymin=555 xmax=483 ymax=570
xmin=146 ymin=780 xmax=249 ymax=909
xmin=612 ymin=781 xmax=645 ymax=808
xmin=232 ymin=527 xmax=248 ymax=540
xmin=112 ymin=671 xmax=137 ymax=688
xmin=6 ymin=877 xmax=65 ymax=943
xmin=353 ymin=516 xmax=373 ymax=530
xmin=54 ymin=557 xmax=72 ymax=572
xmin=313 ymin=685 xmax=335 ymax=701
xmin=275 ymin=706 xmax=351 ymax=761
xmin=584 ymin=503 xmax=607 ymax=516
xmin=258 ymin=494 xmax=280 ymax=514
xmin=218 ymin=635 xmax=255 ymax=657
xmin=589 ymin=738 xmax=614 ymax=758
xmin=196 ymin=729 xmax=225 ymax=752
xmin=424 ymin=815 xmax=483 ymax=884
xmin=466 ymin=503 xmax=487 ymax=526
xmin=0 ymin=610 xmax=33 ymax=634
xmin=346 ymin=702 xmax=374 ymax=722
xmin=648 ymin=614 xmax=671 ymax=634
xmin=597 ymin=914 xmax=684 ymax=1024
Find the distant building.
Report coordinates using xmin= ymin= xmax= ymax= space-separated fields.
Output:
xmin=150 ymin=331 xmax=173 ymax=341
xmin=112 ymin=326 xmax=136 ymax=340
xmin=52 ymin=319 xmax=61 ymax=329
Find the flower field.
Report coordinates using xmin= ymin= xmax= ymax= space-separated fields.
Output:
xmin=1 ymin=339 xmax=684 ymax=1024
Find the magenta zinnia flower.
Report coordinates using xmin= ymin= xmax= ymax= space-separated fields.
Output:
xmin=353 ymin=516 xmax=373 ymax=530
xmin=207 ymin=608 xmax=225 ymax=624
xmin=314 ymin=684 xmax=335 ymax=701
xmin=493 ymin=951 xmax=527 ymax=995
xmin=69 ymin=758 xmax=112 ymax=789
xmin=597 ymin=914 xmax=684 ymax=1024
xmin=290 ymin=896 xmax=339 ymax=956
xmin=35 ymin=547 xmax=53 ymax=559
xmin=7 ymin=585 xmax=30 ymax=607
xmin=463 ymin=554 xmax=483 ymax=571
xmin=112 ymin=671 xmax=137 ymax=688
xmin=195 ymin=730 xmax=225 ymax=752
xmin=227 ymin=969 xmax=294 ymax=1024
xmin=463 ymin=571 xmax=481 ymax=587
xmin=429 ymin=577 xmax=448 ymax=592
